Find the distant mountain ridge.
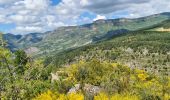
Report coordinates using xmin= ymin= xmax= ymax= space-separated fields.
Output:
xmin=3 ymin=12 xmax=170 ymax=57
xmin=3 ymin=32 xmax=47 ymax=51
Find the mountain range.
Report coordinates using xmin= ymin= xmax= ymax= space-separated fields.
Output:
xmin=1 ymin=12 xmax=170 ymax=99
xmin=3 ymin=12 xmax=170 ymax=57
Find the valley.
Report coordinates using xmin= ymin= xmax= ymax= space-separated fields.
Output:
xmin=3 ymin=12 xmax=170 ymax=57
xmin=0 ymin=12 xmax=170 ymax=100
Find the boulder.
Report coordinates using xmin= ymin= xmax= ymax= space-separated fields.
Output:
xmin=68 ymin=84 xmax=101 ymax=95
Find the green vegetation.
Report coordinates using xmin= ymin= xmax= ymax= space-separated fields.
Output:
xmin=47 ymin=31 xmax=170 ymax=74
xmin=1 ymin=13 xmax=170 ymax=99
xmin=0 ymin=35 xmax=52 ymax=99
xmin=0 ymin=47 xmax=52 ymax=99
xmin=3 ymin=12 xmax=170 ymax=57
xmin=0 ymin=31 xmax=170 ymax=100
xmin=34 ymin=60 xmax=170 ymax=100
xmin=25 ymin=13 xmax=170 ymax=57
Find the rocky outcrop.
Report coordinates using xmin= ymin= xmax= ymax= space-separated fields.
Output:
xmin=68 ymin=84 xmax=80 ymax=94
xmin=68 ymin=84 xmax=101 ymax=95
xmin=84 ymin=84 xmax=101 ymax=95
xmin=50 ymin=72 xmax=60 ymax=83
xmin=25 ymin=47 xmax=39 ymax=55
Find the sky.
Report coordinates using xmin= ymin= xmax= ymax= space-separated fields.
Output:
xmin=0 ymin=0 xmax=170 ymax=34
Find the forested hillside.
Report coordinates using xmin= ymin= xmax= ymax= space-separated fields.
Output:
xmin=3 ymin=12 xmax=170 ymax=57
xmin=0 ymin=13 xmax=170 ymax=100
xmin=47 ymin=30 xmax=170 ymax=74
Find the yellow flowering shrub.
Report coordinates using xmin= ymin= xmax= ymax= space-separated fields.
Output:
xmin=57 ymin=94 xmax=67 ymax=100
xmin=33 ymin=91 xmax=84 ymax=100
xmin=137 ymin=73 xmax=148 ymax=81
xmin=111 ymin=63 xmax=118 ymax=68
xmin=111 ymin=94 xmax=139 ymax=100
xmin=135 ymin=69 xmax=148 ymax=81
xmin=94 ymin=92 xmax=109 ymax=100
xmin=135 ymin=69 xmax=145 ymax=74
xmin=67 ymin=93 xmax=84 ymax=100
xmin=94 ymin=93 xmax=139 ymax=100
xmin=33 ymin=90 xmax=58 ymax=100
xmin=165 ymin=94 xmax=170 ymax=100
xmin=33 ymin=61 xmax=170 ymax=100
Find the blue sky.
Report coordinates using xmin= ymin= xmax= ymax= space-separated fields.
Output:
xmin=0 ymin=0 xmax=170 ymax=34
xmin=51 ymin=0 xmax=61 ymax=6
xmin=0 ymin=23 xmax=15 ymax=33
xmin=0 ymin=0 xmax=62 ymax=33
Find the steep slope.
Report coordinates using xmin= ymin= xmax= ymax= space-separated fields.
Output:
xmin=3 ymin=33 xmax=22 ymax=51
xmin=47 ymin=19 xmax=170 ymax=72
xmin=141 ymin=19 xmax=170 ymax=31
xmin=4 ymin=12 xmax=170 ymax=56
xmin=32 ymin=12 xmax=170 ymax=56
xmin=3 ymin=32 xmax=48 ymax=51
xmin=47 ymin=30 xmax=170 ymax=74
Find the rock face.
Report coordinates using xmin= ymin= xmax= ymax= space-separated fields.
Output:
xmin=68 ymin=84 xmax=101 ymax=95
xmin=68 ymin=84 xmax=80 ymax=94
xmin=84 ymin=84 xmax=101 ymax=95
xmin=50 ymin=72 xmax=60 ymax=83
xmin=25 ymin=47 xmax=39 ymax=55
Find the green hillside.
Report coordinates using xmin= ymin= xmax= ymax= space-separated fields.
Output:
xmin=33 ymin=13 xmax=170 ymax=57
xmin=3 ymin=12 xmax=170 ymax=57
xmin=1 ymin=13 xmax=170 ymax=100
xmin=3 ymin=32 xmax=47 ymax=51
xmin=47 ymin=30 xmax=170 ymax=75
xmin=141 ymin=19 xmax=170 ymax=31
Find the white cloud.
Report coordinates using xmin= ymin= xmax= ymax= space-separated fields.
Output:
xmin=0 ymin=15 xmax=6 ymax=23
xmin=0 ymin=0 xmax=17 ymax=5
xmin=0 ymin=0 xmax=170 ymax=34
xmin=14 ymin=26 xmax=43 ymax=33
xmin=93 ymin=15 xmax=106 ymax=21
xmin=126 ymin=0 xmax=170 ymax=17
xmin=9 ymin=14 xmax=38 ymax=26
xmin=23 ymin=0 xmax=49 ymax=10
xmin=80 ymin=0 xmax=148 ymax=14
xmin=44 ymin=15 xmax=66 ymax=28
xmin=80 ymin=0 xmax=89 ymax=6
